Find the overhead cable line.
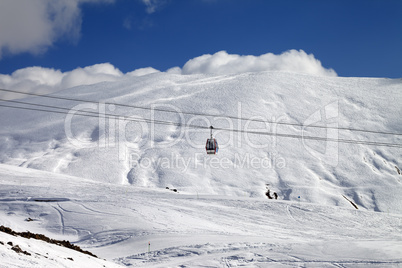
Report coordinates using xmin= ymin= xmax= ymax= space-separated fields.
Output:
xmin=0 ymin=102 xmax=401 ymax=148
xmin=1 ymin=88 xmax=401 ymax=137
xmin=0 ymin=99 xmax=188 ymax=129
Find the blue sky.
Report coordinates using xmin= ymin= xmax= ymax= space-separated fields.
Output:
xmin=0 ymin=0 xmax=401 ymax=78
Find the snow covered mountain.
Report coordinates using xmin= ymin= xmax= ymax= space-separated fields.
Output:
xmin=0 ymin=71 xmax=401 ymax=266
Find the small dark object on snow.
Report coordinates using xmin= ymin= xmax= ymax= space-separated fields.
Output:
xmin=11 ymin=245 xmax=31 ymax=256
xmin=7 ymin=241 xmax=13 ymax=246
xmin=266 ymin=189 xmax=273 ymax=199
xmin=266 ymin=188 xmax=278 ymax=200
xmin=395 ymin=166 xmax=401 ymax=175
xmin=342 ymin=195 xmax=359 ymax=209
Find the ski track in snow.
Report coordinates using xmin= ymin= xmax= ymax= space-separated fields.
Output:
xmin=0 ymin=72 xmax=401 ymax=267
xmin=119 ymin=241 xmax=402 ymax=267
xmin=1 ymin=165 xmax=401 ymax=267
xmin=286 ymin=204 xmax=298 ymax=223
xmin=51 ymin=204 xmax=66 ymax=236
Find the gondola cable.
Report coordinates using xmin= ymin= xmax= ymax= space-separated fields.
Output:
xmin=1 ymin=88 xmax=401 ymax=137
xmin=0 ymin=101 xmax=401 ymax=148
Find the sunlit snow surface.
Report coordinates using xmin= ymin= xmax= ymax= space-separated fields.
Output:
xmin=0 ymin=72 xmax=401 ymax=267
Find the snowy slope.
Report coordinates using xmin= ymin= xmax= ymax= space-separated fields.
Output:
xmin=0 ymin=71 xmax=402 ymax=266
xmin=0 ymin=71 xmax=401 ymax=212
xmin=0 ymin=164 xmax=401 ymax=267
xmin=0 ymin=230 xmax=123 ymax=268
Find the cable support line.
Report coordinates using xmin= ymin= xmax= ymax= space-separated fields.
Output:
xmin=217 ymin=127 xmax=402 ymax=148
xmin=1 ymin=87 xmax=401 ymax=137
xmin=0 ymin=98 xmax=177 ymax=127
xmin=0 ymin=102 xmax=186 ymax=129
xmin=0 ymin=102 xmax=401 ymax=148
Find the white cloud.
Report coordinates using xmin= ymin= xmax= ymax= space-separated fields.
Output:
xmin=127 ymin=67 xmax=160 ymax=77
xmin=0 ymin=50 xmax=336 ymax=99
xmin=180 ymin=50 xmax=337 ymax=77
xmin=0 ymin=0 xmax=113 ymax=58
xmin=61 ymin=63 xmax=123 ymax=89
xmin=0 ymin=67 xmax=64 ymax=99
xmin=0 ymin=63 xmax=160 ymax=99
xmin=141 ymin=0 xmax=167 ymax=14
xmin=166 ymin=67 xmax=182 ymax=74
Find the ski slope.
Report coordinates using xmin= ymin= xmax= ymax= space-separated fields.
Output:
xmin=0 ymin=71 xmax=402 ymax=266
xmin=0 ymin=164 xmax=401 ymax=267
